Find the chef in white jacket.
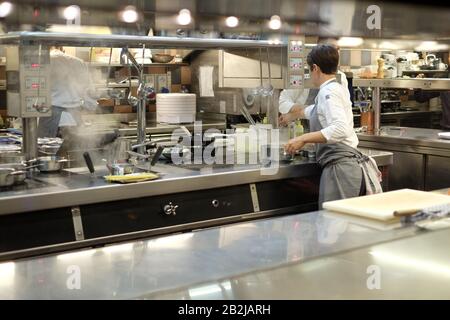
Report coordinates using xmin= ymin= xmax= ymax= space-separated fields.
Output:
xmin=279 ymin=70 xmax=348 ymax=125
xmin=37 ymin=46 xmax=98 ymax=138
xmin=279 ymin=38 xmax=348 ymax=126
xmin=283 ymin=44 xmax=382 ymax=208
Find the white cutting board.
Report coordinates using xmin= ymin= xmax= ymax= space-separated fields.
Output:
xmin=323 ymin=189 xmax=450 ymax=222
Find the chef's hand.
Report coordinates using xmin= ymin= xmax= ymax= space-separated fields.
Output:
xmin=284 ymin=137 xmax=306 ymax=155
xmin=278 ymin=113 xmax=296 ymax=127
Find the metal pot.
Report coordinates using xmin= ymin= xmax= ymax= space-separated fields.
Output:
xmin=0 ymin=163 xmax=28 ymax=184
xmin=37 ymin=156 xmax=69 ymax=172
xmin=0 ymin=168 xmax=26 ymax=187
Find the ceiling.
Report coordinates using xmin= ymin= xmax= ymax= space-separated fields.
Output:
xmin=0 ymin=0 xmax=449 ymax=42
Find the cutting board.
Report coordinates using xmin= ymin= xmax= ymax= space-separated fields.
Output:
xmin=323 ymin=189 xmax=450 ymax=222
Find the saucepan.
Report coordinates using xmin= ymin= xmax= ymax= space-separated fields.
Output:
xmin=0 ymin=163 xmax=34 ymax=184
xmin=37 ymin=156 xmax=70 ymax=173
xmin=0 ymin=168 xmax=26 ymax=187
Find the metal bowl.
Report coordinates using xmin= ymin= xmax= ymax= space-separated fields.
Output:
xmin=152 ymin=54 xmax=174 ymax=63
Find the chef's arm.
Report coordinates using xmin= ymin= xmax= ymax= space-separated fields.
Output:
xmin=279 ymin=104 xmax=312 ymax=126
xmin=297 ymin=131 xmax=327 ymax=144
xmin=284 ymin=131 xmax=326 ymax=154
xmin=288 ymin=105 xmax=306 ymax=119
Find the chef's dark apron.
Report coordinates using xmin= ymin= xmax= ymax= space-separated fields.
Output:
xmin=309 ymin=80 xmax=365 ymax=208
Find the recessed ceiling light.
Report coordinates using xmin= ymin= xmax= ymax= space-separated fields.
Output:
xmin=121 ymin=6 xmax=138 ymax=23
xmin=177 ymin=9 xmax=191 ymax=26
xmin=225 ymin=16 xmax=239 ymax=28
xmin=269 ymin=15 xmax=281 ymax=30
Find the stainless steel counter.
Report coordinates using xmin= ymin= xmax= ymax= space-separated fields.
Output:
xmin=0 ymin=149 xmax=393 ymax=216
xmin=116 ymin=120 xmax=226 ymax=136
xmin=0 ymin=208 xmax=441 ymax=300
xmin=76 ymin=113 xmax=227 ymax=137
xmin=358 ymin=126 xmax=450 ymax=151
xmin=357 ymin=127 xmax=450 ymax=191
xmin=353 ymin=78 xmax=450 ymax=90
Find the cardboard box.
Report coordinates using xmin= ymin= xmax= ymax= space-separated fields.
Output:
xmin=181 ymin=66 xmax=191 ymax=84
xmin=171 ymin=84 xmax=181 ymax=93
xmin=146 ymin=66 xmax=166 ymax=74
xmin=114 ymin=105 xmax=133 ymax=113
xmin=97 ymin=98 xmax=115 ymax=107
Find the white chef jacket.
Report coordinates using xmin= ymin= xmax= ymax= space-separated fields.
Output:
xmin=278 ymin=70 xmax=348 ymax=114
xmin=50 ymin=49 xmax=97 ymax=126
xmin=303 ymin=78 xmax=358 ymax=148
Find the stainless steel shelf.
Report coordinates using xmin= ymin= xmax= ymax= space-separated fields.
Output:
xmin=88 ymin=62 xmax=189 ymax=67
xmin=353 ymin=78 xmax=450 ymax=90
xmin=0 ymin=32 xmax=286 ymax=49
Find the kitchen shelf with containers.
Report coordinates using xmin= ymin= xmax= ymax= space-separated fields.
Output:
xmin=86 ymin=49 xmax=192 ymax=114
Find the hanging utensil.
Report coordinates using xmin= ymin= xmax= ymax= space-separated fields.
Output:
xmin=239 ymin=105 xmax=256 ymax=125
xmin=264 ymin=47 xmax=274 ymax=96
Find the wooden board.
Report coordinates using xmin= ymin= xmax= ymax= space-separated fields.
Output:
xmin=323 ymin=189 xmax=450 ymax=222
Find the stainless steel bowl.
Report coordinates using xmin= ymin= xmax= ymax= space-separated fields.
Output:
xmin=152 ymin=54 xmax=174 ymax=63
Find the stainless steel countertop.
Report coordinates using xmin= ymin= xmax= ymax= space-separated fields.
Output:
xmin=116 ymin=120 xmax=226 ymax=136
xmin=353 ymin=110 xmax=442 ymax=118
xmin=0 ymin=149 xmax=393 ymax=215
xmin=0 ymin=208 xmax=428 ymax=300
xmin=358 ymin=126 xmax=450 ymax=150
xmin=143 ymin=227 xmax=450 ymax=300
xmin=353 ymin=78 xmax=450 ymax=90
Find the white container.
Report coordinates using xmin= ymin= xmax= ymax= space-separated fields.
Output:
xmin=156 ymin=93 xmax=196 ymax=124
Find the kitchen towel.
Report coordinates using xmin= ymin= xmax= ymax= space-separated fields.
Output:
xmin=199 ymin=65 xmax=214 ymax=97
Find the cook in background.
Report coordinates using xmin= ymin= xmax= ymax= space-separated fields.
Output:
xmin=413 ymin=55 xmax=450 ymax=131
xmin=414 ymin=89 xmax=450 ymax=130
xmin=279 ymin=38 xmax=349 ymax=127
xmin=284 ymin=44 xmax=382 ymax=208
xmin=37 ymin=46 xmax=98 ymax=138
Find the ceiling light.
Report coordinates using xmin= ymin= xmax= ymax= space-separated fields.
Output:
xmin=269 ymin=15 xmax=281 ymax=30
xmin=337 ymin=37 xmax=364 ymax=47
xmin=63 ymin=5 xmax=80 ymax=21
xmin=177 ymin=9 xmax=191 ymax=26
xmin=415 ymin=41 xmax=449 ymax=52
xmin=121 ymin=6 xmax=138 ymax=23
xmin=0 ymin=2 xmax=13 ymax=18
xmin=225 ymin=16 xmax=239 ymax=28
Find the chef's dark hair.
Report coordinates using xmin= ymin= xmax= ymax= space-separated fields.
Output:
xmin=307 ymin=44 xmax=339 ymax=75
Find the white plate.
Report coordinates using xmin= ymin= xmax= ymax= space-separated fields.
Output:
xmin=438 ymin=132 xmax=450 ymax=140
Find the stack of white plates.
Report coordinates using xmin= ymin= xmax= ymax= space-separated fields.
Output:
xmin=156 ymin=93 xmax=196 ymax=124
xmin=438 ymin=132 xmax=450 ymax=140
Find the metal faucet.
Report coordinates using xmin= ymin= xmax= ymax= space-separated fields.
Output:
xmin=121 ymin=47 xmax=147 ymax=156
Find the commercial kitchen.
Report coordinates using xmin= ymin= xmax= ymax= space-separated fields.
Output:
xmin=0 ymin=0 xmax=449 ymax=300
